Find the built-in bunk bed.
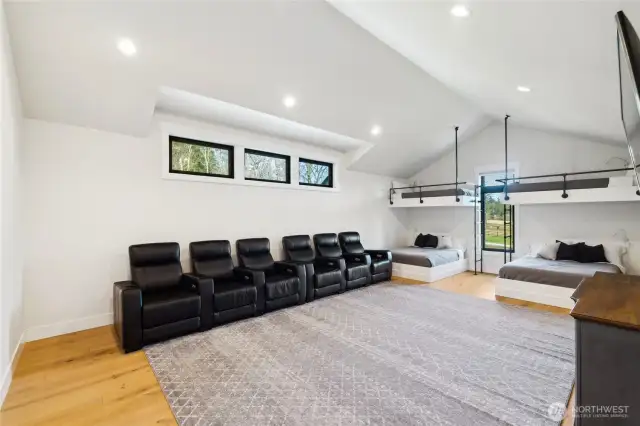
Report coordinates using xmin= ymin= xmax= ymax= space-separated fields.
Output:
xmin=478 ymin=115 xmax=638 ymax=308
xmin=390 ymin=127 xmax=471 ymax=282
xmin=392 ymin=233 xmax=467 ymax=282
xmin=496 ymin=241 xmax=626 ymax=308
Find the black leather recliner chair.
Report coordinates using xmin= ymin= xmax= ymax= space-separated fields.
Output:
xmin=339 ymin=232 xmax=392 ymax=284
xmin=282 ymin=235 xmax=345 ymax=302
xmin=113 ymin=242 xmax=213 ymax=353
xmin=314 ymin=233 xmax=371 ymax=290
xmin=236 ymin=238 xmax=306 ymax=312
xmin=190 ymin=240 xmax=265 ymax=324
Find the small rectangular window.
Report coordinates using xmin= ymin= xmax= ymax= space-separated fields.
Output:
xmin=169 ymin=136 xmax=234 ymax=178
xmin=244 ymin=149 xmax=291 ymax=184
xmin=299 ymin=158 xmax=333 ymax=188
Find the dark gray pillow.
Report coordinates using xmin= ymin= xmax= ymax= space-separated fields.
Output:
xmin=578 ymin=243 xmax=608 ymax=263
xmin=424 ymin=234 xmax=439 ymax=248
xmin=556 ymin=240 xmax=581 ymax=261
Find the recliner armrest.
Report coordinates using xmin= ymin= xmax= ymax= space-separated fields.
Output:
xmin=365 ymin=250 xmax=392 ymax=262
xmin=315 ymin=256 xmax=345 ymax=271
xmin=113 ymin=281 xmax=142 ymax=353
xmin=274 ymin=261 xmax=306 ymax=304
xmin=234 ymin=267 xmax=265 ymax=286
xmin=274 ymin=261 xmax=302 ymax=276
xmin=234 ymin=267 xmax=266 ymax=314
xmin=181 ymin=274 xmax=214 ymax=331
xmin=344 ymin=253 xmax=371 ymax=266
xmin=316 ymin=256 xmax=347 ymax=292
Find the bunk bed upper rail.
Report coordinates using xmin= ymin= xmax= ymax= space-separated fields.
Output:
xmin=389 ymin=182 xmax=472 ymax=205
xmin=488 ymin=166 xmax=639 ymax=202
xmin=495 ymin=166 xmax=635 ymax=183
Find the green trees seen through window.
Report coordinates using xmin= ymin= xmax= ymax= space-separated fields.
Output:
xmin=171 ymin=139 xmax=231 ymax=177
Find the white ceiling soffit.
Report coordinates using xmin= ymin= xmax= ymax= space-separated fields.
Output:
xmin=6 ymin=0 xmax=485 ymax=178
xmin=329 ymin=0 xmax=639 ymax=144
xmin=156 ymin=87 xmax=368 ymax=153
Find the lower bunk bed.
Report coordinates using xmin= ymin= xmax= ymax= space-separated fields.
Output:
xmin=495 ymin=256 xmax=622 ymax=309
xmin=391 ymin=246 xmax=467 ymax=282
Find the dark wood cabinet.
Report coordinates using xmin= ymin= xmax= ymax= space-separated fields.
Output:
xmin=571 ymin=273 xmax=640 ymax=425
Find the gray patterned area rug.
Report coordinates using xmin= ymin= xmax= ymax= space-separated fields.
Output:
xmin=145 ymin=283 xmax=575 ymax=426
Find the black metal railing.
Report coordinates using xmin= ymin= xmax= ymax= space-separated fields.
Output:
xmin=495 ymin=166 xmax=639 ymax=199
xmin=389 ymin=182 xmax=470 ymax=205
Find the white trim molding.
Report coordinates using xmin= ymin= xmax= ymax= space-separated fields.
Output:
xmin=23 ymin=313 xmax=113 ymax=343
xmin=0 ymin=332 xmax=25 ymax=409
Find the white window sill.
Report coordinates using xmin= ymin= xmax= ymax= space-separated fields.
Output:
xmin=162 ymin=171 xmax=340 ymax=193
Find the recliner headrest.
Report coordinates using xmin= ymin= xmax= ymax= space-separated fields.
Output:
xmin=314 ymin=233 xmax=339 ymax=247
xmin=339 ymin=232 xmax=361 ymax=245
xmin=190 ymin=240 xmax=231 ymax=260
xmin=129 ymin=242 xmax=180 ymax=266
xmin=283 ymin=235 xmax=312 ymax=251
xmin=237 ymin=238 xmax=270 ymax=256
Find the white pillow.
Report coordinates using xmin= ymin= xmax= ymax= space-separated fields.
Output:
xmin=537 ymin=242 xmax=560 ymax=260
xmin=602 ymin=243 xmax=627 ymax=273
xmin=437 ymin=235 xmax=453 ymax=249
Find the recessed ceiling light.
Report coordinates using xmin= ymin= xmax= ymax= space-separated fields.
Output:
xmin=517 ymin=86 xmax=531 ymax=92
xmin=117 ymin=38 xmax=137 ymax=57
xmin=450 ymin=5 xmax=470 ymax=18
xmin=283 ymin=95 xmax=297 ymax=108
xmin=371 ymin=125 xmax=382 ymax=136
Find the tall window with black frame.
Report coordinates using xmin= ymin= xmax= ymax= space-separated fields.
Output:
xmin=480 ymin=171 xmax=515 ymax=252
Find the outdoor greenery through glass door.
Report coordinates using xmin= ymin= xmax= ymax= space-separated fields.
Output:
xmin=481 ymin=171 xmax=515 ymax=252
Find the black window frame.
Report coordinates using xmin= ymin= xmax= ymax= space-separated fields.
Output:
xmin=481 ymin=180 xmax=515 ymax=254
xmin=298 ymin=158 xmax=334 ymax=188
xmin=169 ymin=135 xmax=235 ymax=179
xmin=243 ymin=148 xmax=291 ymax=184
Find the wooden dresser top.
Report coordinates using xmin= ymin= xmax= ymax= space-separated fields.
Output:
xmin=571 ymin=272 xmax=640 ymax=331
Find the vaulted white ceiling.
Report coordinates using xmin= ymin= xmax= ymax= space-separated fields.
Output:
xmin=5 ymin=1 xmax=636 ymax=178
xmin=330 ymin=0 xmax=640 ymax=144
xmin=5 ymin=0 xmax=485 ymax=178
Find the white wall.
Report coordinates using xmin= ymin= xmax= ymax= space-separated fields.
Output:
xmin=405 ymin=123 xmax=640 ymax=273
xmin=21 ymin=117 xmax=410 ymax=340
xmin=0 ymin=0 xmax=23 ymax=407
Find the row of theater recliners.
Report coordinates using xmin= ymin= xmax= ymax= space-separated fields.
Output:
xmin=113 ymin=232 xmax=392 ymax=352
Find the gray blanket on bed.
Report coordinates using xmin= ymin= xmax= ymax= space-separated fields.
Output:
xmin=499 ymin=256 xmax=621 ymax=289
xmin=391 ymin=247 xmax=460 ymax=267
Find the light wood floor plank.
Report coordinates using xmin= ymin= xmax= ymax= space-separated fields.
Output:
xmin=1 ymin=272 xmax=574 ymax=425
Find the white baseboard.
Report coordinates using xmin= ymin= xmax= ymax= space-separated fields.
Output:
xmin=494 ymin=277 xmax=575 ymax=309
xmin=23 ymin=313 xmax=113 ymax=342
xmin=0 ymin=331 xmax=25 ymax=409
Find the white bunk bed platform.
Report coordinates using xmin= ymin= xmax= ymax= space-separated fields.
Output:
xmin=390 ymin=195 xmax=476 ymax=208
xmin=493 ymin=256 xmax=624 ymax=309
xmin=389 ymin=182 xmax=477 ymax=208
xmin=499 ymin=185 xmax=640 ymax=205
xmin=494 ymin=278 xmax=575 ymax=309
xmin=393 ymin=258 xmax=467 ymax=283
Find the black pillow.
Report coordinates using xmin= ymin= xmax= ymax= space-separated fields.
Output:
xmin=555 ymin=240 xmax=581 ymax=262
xmin=424 ymin=234 xmax=439 ymax=248
xmin=414 ymin=233 xmax=425 ymax=247
xmin=578 ymin=243 xmax=608 ymax=264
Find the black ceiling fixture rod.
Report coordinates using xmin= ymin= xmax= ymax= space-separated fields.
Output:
xmin=504 ymin=114 xmax=510 ymax=201
xmin=455 ymin=126 xmax=460 ymax=203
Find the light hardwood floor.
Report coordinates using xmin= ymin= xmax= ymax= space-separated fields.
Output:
xmin=0 ymin=272 xmax=574 ymax=425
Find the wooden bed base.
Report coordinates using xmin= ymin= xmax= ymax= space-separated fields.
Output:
xmin=494 ymin=277 xmax=575 ymax=309
xmin=391 ymin=259 xmax=468 ymax=283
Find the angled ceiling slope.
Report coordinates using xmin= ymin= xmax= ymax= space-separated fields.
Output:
xmin=329 ymin=0 xmax=640 ymax=144
xmin=6 ymin=0 xmax=484 ymax=178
